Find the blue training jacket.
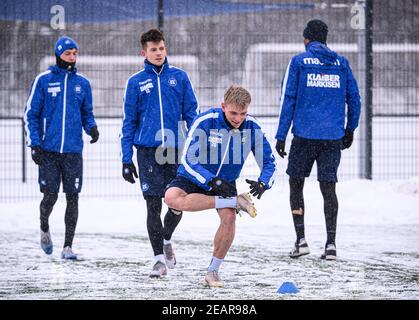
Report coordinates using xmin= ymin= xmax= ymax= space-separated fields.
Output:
xmin=177 ymin=108 xmax=277 ymax=191
xmin=120 ymin=59 xmax=199 ymax=164
xmin=24 ymin=65 xmax=97 ymax=153
xmin=276 ymin=41 xmax=361 ymax=141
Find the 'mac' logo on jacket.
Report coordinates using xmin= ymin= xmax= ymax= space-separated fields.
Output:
xmin=303 ymin=57 xmax=340 ymax=66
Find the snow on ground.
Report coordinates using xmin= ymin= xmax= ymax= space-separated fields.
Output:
xmin=0 ymin=177 xmax=418 ymax=300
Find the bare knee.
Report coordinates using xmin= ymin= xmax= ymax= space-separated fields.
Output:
xmin=164 ymin=188 xmax=184 ymax=210
xmin=164 ymin=188 xmax=177 ymax=208
xmin=218 ymin=209 xmax=236 ymax=226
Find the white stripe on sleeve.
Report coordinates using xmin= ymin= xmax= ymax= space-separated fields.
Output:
xmin=181 ymin=112 xmax=218 ymax=184
xmin=279 ymin=59 xmax=292 ymax=112
xmin=24 ymin=70 xmax=51 ymax=146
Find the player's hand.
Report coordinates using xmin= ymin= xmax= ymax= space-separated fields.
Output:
xmin=341 ymin=129 xmax=354 ymax=150
xmin=122 ymin=163 xmax=138 ymax=184
xmin=31 ymin=146 xmax=43 ymax=165
xmin=275 ymin=140 xmax=287 ymax=158
xmin=245 ymin=179 xmax=267 ymax=199
xmin=89 ymin=126 xmax=99 ymax=144
xmin=208 ymin=177 xmax=236 ymax=198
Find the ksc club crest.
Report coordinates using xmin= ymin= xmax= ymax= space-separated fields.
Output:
xmin=142 ymin=182 xmax=149 ymax=192
xmin=168 ymin=78 xmax=177 ymax=86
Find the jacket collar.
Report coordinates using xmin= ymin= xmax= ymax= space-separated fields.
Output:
xmin=49 ymin=64 xmax=77 ymax=75
xmin=144 ymin=58 xmax=169 ymax=75
xmin=305 ymin=41 xmax=338 ymax=65
xmin=219 ymin=108 xmax=245 ymax=132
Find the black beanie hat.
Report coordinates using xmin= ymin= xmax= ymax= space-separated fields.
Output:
xmin=303 ymin=19 xmax=328 ymax=44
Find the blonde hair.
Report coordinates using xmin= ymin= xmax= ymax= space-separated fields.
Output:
xmin=224 ymin=85 xmax=251 ymax=109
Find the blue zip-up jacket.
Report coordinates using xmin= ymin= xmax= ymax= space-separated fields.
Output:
xmin=178 ymin=108 xmax=277 ymax=191
xmin=24 ymin=65 xmax=97 ymax=153
xmin=120 ymin=58 xmax=199 ymax=164
xmin=276 ymin=41 xmax=361 ymax=141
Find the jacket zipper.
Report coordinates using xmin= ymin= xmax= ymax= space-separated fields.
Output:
xmin=155 ymin=66 xmax=165 ymax=147
xmin=60 ymin=73 xmax=68 ymax=153
xmin=216 ymin=134 xmax=231 ymax=176
xmin=42 ymin=117 xmax=46 ymax=140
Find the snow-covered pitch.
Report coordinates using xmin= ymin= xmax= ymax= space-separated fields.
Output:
xmin=0 ymin=178 xmax=418 ymax=300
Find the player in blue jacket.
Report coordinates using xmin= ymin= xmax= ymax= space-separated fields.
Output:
xmin=120 ymin=29 xmax=199 ymax=278
xmin=24 ymin=36 xmax=99 ymax=260
xmin=275 ymin=20 xmax=361 ymax=260
xmin=165 ymin=85 xmax=277 ymax=287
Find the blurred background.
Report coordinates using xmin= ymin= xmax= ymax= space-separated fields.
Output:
xmin=1 ymin=0 xmax=418 ymax=201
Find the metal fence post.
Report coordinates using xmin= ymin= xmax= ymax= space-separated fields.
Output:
xmin=158 ymin=0 xmax=164 ymax=33
xmin=358 ymin=0 xmax=373 ymax=179
xmin=364 ymin=0 xmax=373 ymax=179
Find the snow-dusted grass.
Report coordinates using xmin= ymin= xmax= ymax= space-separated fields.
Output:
xmin=1 ymin=178 xmax=418 ymax=299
